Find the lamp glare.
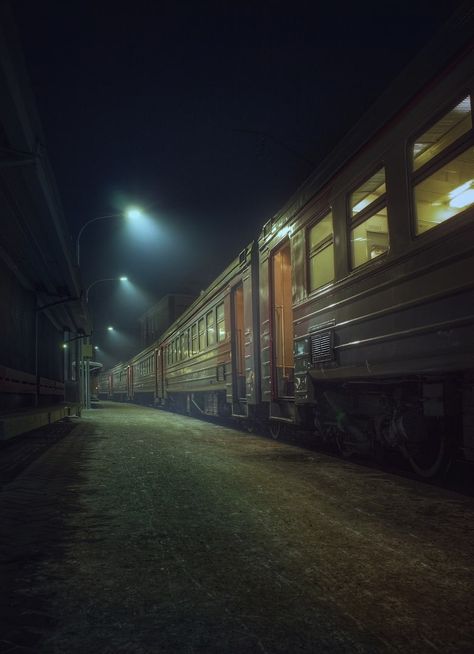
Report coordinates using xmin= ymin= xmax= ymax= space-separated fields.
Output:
xmin=126 ymin=207 xmax=142 ymax=220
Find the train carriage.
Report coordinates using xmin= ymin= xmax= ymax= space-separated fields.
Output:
xmin=257 ymin=19 xmax=474 ymax=475
xmin=159 ymin=242 xmax=261 ymax=420
xmin=129 ymin=344 xmax=156 ymax=404
xmin=97 ymin=369 xmax=112 ymax=399
xmin=109 ymin=362 xmax=128 ymax=402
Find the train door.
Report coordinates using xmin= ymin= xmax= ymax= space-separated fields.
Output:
xmin=231 ymin=283 xmax=247 ymax=416
xmin=127 ymin=365 xmax=133 ymax=401
xmin=270 ymin=240 xmax=294 ymax=406
xmin=156 ymin=347 xmax=164 ymax=404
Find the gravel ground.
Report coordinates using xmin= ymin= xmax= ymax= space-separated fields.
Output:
xmin=1 ymin=401 xmax=473 ymax=653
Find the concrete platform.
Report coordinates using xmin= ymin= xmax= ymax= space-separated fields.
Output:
xmin=1 ymin=401 xmax=473 ymax=653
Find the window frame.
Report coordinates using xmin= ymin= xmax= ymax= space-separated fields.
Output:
xmin=216 ymin=302 xmax=226 ymax=342
xmin=198 ymin=317 xmax=205 ymax=351
xmin=347 ymin=165 xmax=389 ymax=270
xmin=307 ymin=209 xmax=335 ymax=293
xmin=206 ymin=309 xmax=216 ymax=347
xmin=409 ymin=92 xmax=474 ymax=239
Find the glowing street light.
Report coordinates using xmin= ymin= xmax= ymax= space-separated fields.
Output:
xmin=126 ymin=207 xmax=142 ymax=220
xmin=107 ymin=326 xmax=114 ymax=332
xmin=76 ymin=207 xmax=143 ymax=266
xmin=85 ymin=276 xmax=128 ymax=303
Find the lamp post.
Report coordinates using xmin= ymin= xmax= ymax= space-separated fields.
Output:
xmin=85 ymin=276 xmax=128 ymax=303
xmin=75 ymin=208 xmax=142 ymax=266
xmin=83 ymin=276 xmax=127 ymax=409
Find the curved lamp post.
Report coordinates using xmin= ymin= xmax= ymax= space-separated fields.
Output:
xmin=76 ymin=208 xmax=142 ymax=266
xmin=85 ymin=276 xmax=128 ymax=303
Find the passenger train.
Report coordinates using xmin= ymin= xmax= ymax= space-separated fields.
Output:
xmin=99 ymin=12 xmax=474 ymax=478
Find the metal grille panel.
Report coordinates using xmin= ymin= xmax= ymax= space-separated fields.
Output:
xmin=311 ymin=330 xmax=334 ymax=363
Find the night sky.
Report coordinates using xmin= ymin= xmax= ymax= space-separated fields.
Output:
xmin=12 ymin=0 xmax=465 ymax=365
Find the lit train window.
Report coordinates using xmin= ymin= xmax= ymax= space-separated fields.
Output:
xmin=206 ymin=310 xmax=216 ymax=346
xmin=198 ymin=318 xmax=205 ymax=351
xmin=308 ymin=211 xmax=334 ymax=290
xmin=217 ymin=302 xmax=225 ymax=342
xmin=413 ymin=96 xmax=471 ymax=171
xmin=349 ymin=167 xmax=389 ymax=268
xmin=191 ymin=324 xmax=197 ymax=354
xmin=412 ymin=96 xmax=474 ymax=235
xmin=350 ymin=168 xmax=386 ymax=217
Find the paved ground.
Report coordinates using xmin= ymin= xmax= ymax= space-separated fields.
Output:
xmin=1 ymin=402 xmax=473 ymax=653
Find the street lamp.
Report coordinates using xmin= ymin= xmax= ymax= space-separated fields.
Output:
xmin=85 ymin=276 xmax=128 ymax=303
xmin=76 ymin=208 xmax=142 ymax=266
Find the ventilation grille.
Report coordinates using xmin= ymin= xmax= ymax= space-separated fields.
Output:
xmin=310 ymin=330 xmax=334 ymax=363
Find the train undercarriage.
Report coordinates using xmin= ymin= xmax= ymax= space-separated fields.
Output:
xmin=309 ymin=375 xmax=470 ymax=478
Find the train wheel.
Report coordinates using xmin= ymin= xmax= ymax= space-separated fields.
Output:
xmin=269 ymin=421 xmax=282 ymax=440
xmin=406 ymin=429 xmax=449 ymax=478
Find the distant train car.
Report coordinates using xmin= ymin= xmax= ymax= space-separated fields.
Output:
xmin=108 ymin=362 xmax=128 ymax=402
xmin=97 ymin=369 xmax=112 ymax=399
xmin=158 ymin=242 xmax=260 ymax=420
xmin=129 ymin=344 xmax=156 ymax=404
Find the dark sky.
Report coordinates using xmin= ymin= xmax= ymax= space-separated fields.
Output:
xmin=12 ymin=0 xmax=465 ymax=364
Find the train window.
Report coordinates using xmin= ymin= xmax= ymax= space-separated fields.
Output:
xmin=413 ymin=96 xmax=471 ymax=172
xmin=198 ymin=318 xmax=205 ymax=351
xmin=350 ymin=168 xmax=386 ymax=217
xmin=349 ymin=168 xmax=389 ymax=268
xmin=206 ymin=310 xmax=216 ymax=346
xmin=180 ymin=333 xmax=186 ymax=359
xmin=308 ymin=211 xmax=334 ymax=290
xmin=191 ymin=324 xmax=198 ymax=354
xmin=177 ymin=336 xmax=182 ymax=361
xmin=217 ymin=302 xmax=225 ymax=342
xmin=412 ymin=96 xmax=474 ymax=235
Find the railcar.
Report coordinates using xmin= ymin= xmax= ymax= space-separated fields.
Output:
xmin=157 ymin=242 xmax=261 ymax=420
xmin=128 ymin=344 xmax=156 ymax=404
xmin=105 ymin=362 xmax=128 ymax=402
xmin=257 ymin=21 xmax=474 ymax=476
